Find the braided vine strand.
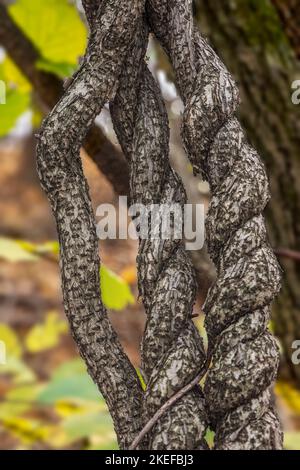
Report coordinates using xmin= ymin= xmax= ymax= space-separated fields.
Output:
xmin=147 ymin=0 xmax=283 ymax=449
xmin=110 ymin=15 xmax=208 ymax=450
xmin=36 ymin=0 xmax=146 ymax=449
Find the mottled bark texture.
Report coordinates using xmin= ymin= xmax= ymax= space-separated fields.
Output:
xmin=110 ymin=14 xmax=208 ymax=451
xmin=0 ymin=4 xmax=129 ymax=196
xmin=147 ymin=0 xmax=283 ymax=449
xmin=194 ymin=0 xmax=300 ymax=386
xmin=36 ymin=0 xmax=145 ymax=449
xmin=36 ymin=0 xmax=283 ymax=450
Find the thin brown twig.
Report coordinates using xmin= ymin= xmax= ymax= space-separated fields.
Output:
xmin=274 ymin=248 xmax=300 ymax=262
xmin=129 ymin=346 xmax=214 ymax=450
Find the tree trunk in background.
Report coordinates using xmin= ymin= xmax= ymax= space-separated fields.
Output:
xmin=195 ymin=0 xmax=300 ymax=385
xmin=272 ymin=0 xmax=300 ymax=59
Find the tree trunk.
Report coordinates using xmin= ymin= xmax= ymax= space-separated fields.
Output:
xmin=272 ymin=0 xmax=300 ymax=59
xmin=195 ymin=0 xmax=300 ymax=385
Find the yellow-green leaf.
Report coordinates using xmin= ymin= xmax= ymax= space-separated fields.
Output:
xmin=1 ymin=416 xmax=49 ymax=445
xmin=36 ymin=58 xmax=77 ymax=79
xmin=0 ymin=238 xmax=38 ymax=262
xmin=0 ymin=384 xmax=41 ymax=420
xmin=100 ymin=265 xmax=135 ymax=311
xmin=0 ymin=357 xmax=36 ymax=384
xmin=9 ymin=0 xmax=87 ymax=74
xmin=17 ymin=239 xmax=59 ymax=257
xmin=0 ymin=56 xmax=31 ymax=93
xmin=37 ymin=360 xmax=101 ymax=404
xmin=136 ymin=368 xmax=146 ymax=391
xmin=0 ymin=324 xmax=22 ymax=358
xmin=284 ymin=432 xmax=300 ymax=450
xmin=62 ymin=410 xmax=115 ymax=442
xmin=0 ymin=89 xmax=30 ymax=137
xmin=25 ymin=311 xmax=68 ymax=353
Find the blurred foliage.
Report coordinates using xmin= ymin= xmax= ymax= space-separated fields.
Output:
xmin=25 ymin=311 xmax=68 ymax=353
xmin=9 ymin=0 xmax=86 ymax=73
xmin=100 ymin=265 xmax=135 ymax=311
xmin=276 ymin=382 xmax=300 ymax=414
xmin=1 ymin=0 xmax=300 ymax=451
xmin=0 ymin=325 xmax=117 ymax=449
xmin=0 ymin=237 xmax=135 ymax=311
xmin=0 ymin=0 xmax=133 ymax=434
xmin=0 ymin=235 xmax=135 ymax=448
xmin=0 ymin=0 xmax=87 ymax=136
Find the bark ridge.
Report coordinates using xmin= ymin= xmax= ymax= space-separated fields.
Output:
xmin=36 ymin=0 xmax=283 ymax=450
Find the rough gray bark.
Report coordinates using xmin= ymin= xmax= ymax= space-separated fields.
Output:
xmin=147 ymin=0 xmax=283 ymax=449
xmin=36 ymin=0 xmax=145 ymax=449
xmin=36 ymin=0 xmax=283 ymax=450
xmin=110 ymin=14 xmax=208 ymax=451
xmin=194 ymin=0 xmax=300 ymax=386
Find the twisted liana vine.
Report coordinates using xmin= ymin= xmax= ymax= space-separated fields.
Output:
xmin=36 ymin=0 xmax=283 ymax=450
xmin=147 ymin=0 xmax=283 ymax=450
xmin=110 ymin=12 xmax=208 ymax=450
xmin=36 ymin=0 xmax=145 ymax=449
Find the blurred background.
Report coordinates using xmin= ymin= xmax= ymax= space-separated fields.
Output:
xmin=0 ymin=0 xmax=300 ymax=450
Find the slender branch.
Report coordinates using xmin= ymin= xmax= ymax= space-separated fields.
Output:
xmin=275 ymin=248 xmax=300 ymax=262
xmin=129 ymin=346 xmax=214 ymax=450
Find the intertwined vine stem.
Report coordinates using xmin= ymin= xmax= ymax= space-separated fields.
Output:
xmin=36 ymin=0 xmax=145 ymax=449
xmin=110 ymin=11 xmax=208 ymax=451
xmin=147 ymin=0 xmax=283 ymax=449
xmin=36 ymin=0 xmax=282 ymax=450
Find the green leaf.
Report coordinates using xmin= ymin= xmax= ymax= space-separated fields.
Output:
xmin=205 ymin=429 xmax=215 ymax=449
xmin=51 ymin=358 xmax=86 ymax=379
xmin=36 ymin=58 xmax=76 ymax=79
xmin=87 ymin=440 xmax=119 ymax=450
xmin=9 ymin=0 xmax=87 ymax=77
xmin=0 ymin=56 xmax=31 ymax=93
xmin=0 ymin=89 xmax=30 ymax=137
xmin=100 ymin=265 xmax=135 ymax=310
xmin=17 ymin=240 xmax=59 ymax=257
xmin=0 ymin=57 xmax=31 ymax=136
xmin=136 ymin=368 xmax=146 ymax=391
xmin=0 ymin=324 xmax=22 ymax=358
xmin=0 ymin=384 xmax=41 ymax=420
xmin=0 ymin=357 xmax=36 ymax=384
xmin=1 ymin=416 xmax=49 ymax=445
xmin=284 ymin=432 xmax=300 ymax=450
xmin=0 ymin=238 xmax=38 ymax=262
xmin=37 ymin=365 xmax=100 ymax=404
xmin=62 ymin=411 xmax=115 ymax=441
xmin=25 ymin=311 xmax=68 ymax=353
